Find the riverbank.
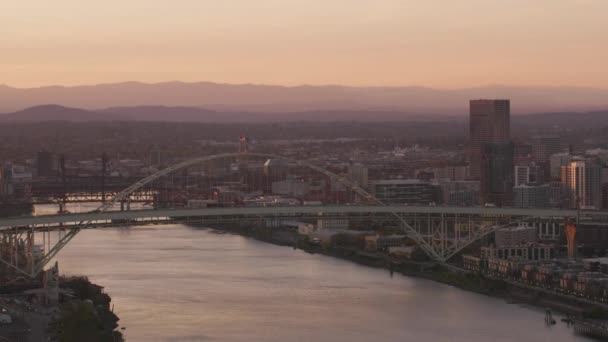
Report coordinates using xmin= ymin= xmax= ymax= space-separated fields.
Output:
xmin=0 ymin=276 xmax=123 ymax=342
xmin=48 ymin=276 xmax=124 ymax=341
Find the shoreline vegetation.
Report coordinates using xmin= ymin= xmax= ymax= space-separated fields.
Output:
xmin=0 ymin=275 xmax=123 ymax=342
xmin=49 ymin=276 xmax=124 ymax=342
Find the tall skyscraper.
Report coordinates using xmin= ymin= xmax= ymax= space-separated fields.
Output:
xmin=531 ymin=135 xmax=564 ymax=163
xmin=550 ymin=153 xmax=573 ymax=180
xmin=348 ymin=163 xmax=369 ymax=189
xmin=561 ymin=158 xmax=602 ymax=209
xmin=469 ymin=99 xmax=511 ymax=179
xmin=481 ymin=142 xmax=514 ymax=206
xmin=469 ymin=99 xmax=513 ymax=206
xmin=37 ymin=150 xmax=56 ymax=177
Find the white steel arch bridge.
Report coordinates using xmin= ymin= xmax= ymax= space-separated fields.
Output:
xmin=1 ymin=152 xmax=607 ymax=278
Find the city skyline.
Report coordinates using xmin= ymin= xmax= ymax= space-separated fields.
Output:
xmin=3 ymin=0 xmax=608 ymax=88
xmin=3 ymin=2 xmax=608 ymax=341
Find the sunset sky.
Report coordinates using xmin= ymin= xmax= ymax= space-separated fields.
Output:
xmin=2 ymin=0 xmax=607 ymax=88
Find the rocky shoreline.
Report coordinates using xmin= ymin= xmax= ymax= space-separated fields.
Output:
xmin=0 ymin=275 xmax=123 ymax=342
xmin=48 ymin=276 xmax=124 ymax=342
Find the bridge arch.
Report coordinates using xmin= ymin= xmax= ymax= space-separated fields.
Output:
xmin=92 ymin=152 xmax=440 ymax=259
xmin=96 ymin=152 xmax=377 ymax=211
xmin=30 ymin=152 xmax=448 ymax=276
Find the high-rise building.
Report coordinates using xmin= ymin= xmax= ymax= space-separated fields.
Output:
xmin=37 ymin=150 xmax=56 ymax=177
xmin=561 ymin=158 xmax=602 ymax=209
xmin=531 ymin=135 xmax=564 ymax=163
xmin=513 ymin=143 xmax=533 ymax=165
xmin=550 ymin=153 xmax=573 ymax=180
xmin=480 ymin=142 xmax=514 ymax=206
xmin=347 ymin=163 xmax=369 ymax=189
xmin=514 ymin=162 xmax=543 ymax=186
xmin=150 ymin=149 xmax=163 ymax=166
xmin=468 ymin=99 xmax=511 ymax=179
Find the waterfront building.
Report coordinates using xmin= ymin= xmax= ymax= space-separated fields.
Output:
xmin=387 ymin=246 xmax=416 ymax=258
xmin=462 ymin=255 xmax=484 ymax=272
xmin=582 ymin=258 xmax=608 ymax=274
xmin=495 ymin=226 xmax=537 ymax=247
xmin=317 ymin=217 xmax=349 ymax=231
xmin=297 ymin=223 xmax=317 ymax=236
xmin=468 ymin=99 xmax=511 ymax=179
xmin=481 ymin=245 xmax=555 ymax=261
xmin=364 ymin=235 xmax=406 ymax=252
xmin=529 ymin=221 xmax=562 ymax=242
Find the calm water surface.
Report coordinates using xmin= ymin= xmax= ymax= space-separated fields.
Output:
xmin=47 ymin=222 xmax=591 ymax=342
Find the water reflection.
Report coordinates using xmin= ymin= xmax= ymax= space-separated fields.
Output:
xmin=53 ymin=225 xmax=589 ymax=342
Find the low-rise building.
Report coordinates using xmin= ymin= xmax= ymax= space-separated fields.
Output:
xmin=513 ymin=184 xmax=550 ymax=208
xmin=317 ymin=217 xmax=349 ymax=231
xmin=371 ymin=179 xmax=436 ymax=205
xmin=365 ymin=234 xmax=406 ymax=251
xmin=462 ymin=255 xmax=484 ymax=272
xmin=272 ymin=179 xmax=309 ymax=197
xmin=387 ymin=246 xmax=416 ymax=258
xmin=583 ymin=258 xmax=608 ymax=274
xmin=495 ymin=226 xmax=537 ymax=247
xmin=481 ymin=244 xmax=555 ymax=261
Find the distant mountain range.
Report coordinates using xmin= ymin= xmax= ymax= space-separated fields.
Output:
xmin=0 ymin=105 xmax=448 ymax=123
xmin=1 ymin=104 xmax=607 ymax=130
xmin=1 ymin=81 xmax=608 ymax=114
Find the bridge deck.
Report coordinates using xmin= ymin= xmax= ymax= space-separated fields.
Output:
xmin=0 ymin=205 xmax=601 ymax=229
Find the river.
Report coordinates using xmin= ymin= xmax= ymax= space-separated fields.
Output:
xmin=32 ymin=203 xmax=589 ymax=341
xmin=45 ymin=223 xmax=590 ymax=341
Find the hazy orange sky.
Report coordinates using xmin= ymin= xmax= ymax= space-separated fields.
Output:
xmin=2 ymin=0 xmax=607 ymax=88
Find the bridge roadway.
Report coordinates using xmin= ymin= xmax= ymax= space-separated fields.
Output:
xmin=1 ymin=205 xmax=607 ymax=230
